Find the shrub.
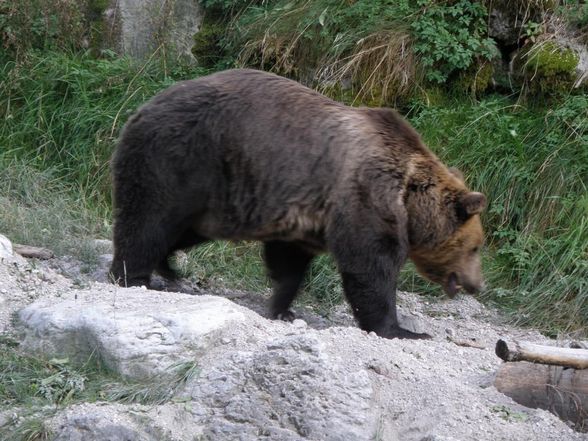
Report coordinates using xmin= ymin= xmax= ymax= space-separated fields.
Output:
xmin=0 ymin=0 xmax=106 ymax=59
xmin=205 ymin=0 xmax=498 ymax=102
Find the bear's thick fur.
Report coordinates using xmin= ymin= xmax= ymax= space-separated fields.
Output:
xmin=110 ymin=69 xmax=486 ymax=339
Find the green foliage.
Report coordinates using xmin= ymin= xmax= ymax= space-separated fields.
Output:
xmin=0 ymin=50 xmax=208 ymax=211
xmin=180 ymin=241 xmax=269 ymax=292
xmin=490 ymin=404 xmax=529 ymax=423
xmin=0 ymin=163 xmax=106 ymax=261
xmin=192 ymin=21 xmax=227 ymax=68
xmin=411 ymin=0 xmax=498 ymax=83
xmin=409 ymin=94 xmax=588 ymax=335
xmin=456 ymin=61 xmax=494 ymax=96
xmin=557 ymin=0 xmax=588 ymax=31
xmin=207 ymin=0 xmax=498 ymax=99
xmin=178 ymin=242 xmax=343 ymax=310
xmin=0 ymin=345 xmax=89 ymax=408
xmin=0 ymin=0 xmax=105 ymax=59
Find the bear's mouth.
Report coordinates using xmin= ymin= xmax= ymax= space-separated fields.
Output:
xmin=444 ymin=273 xmax=462 ymax=298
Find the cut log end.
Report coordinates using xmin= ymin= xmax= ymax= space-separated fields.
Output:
xmin=495 ymin=339 xmax=512 ymax=361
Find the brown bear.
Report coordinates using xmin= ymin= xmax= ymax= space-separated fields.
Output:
xmin=110 ymin=69 xmax=486 ymax=339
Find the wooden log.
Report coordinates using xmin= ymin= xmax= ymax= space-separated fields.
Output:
xmin=13 ymin=244 xmax=54 ymax=260
xmin=495 ymin=361 xmax=588 ymax=429
xmin=495 ymin=339 xmax=588 ymax=370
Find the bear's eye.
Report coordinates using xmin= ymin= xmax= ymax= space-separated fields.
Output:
xmin=472 ymin=246 xmax=479 ymax=253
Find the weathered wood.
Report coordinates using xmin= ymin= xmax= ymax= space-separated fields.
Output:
xmin=13 ymin=244 xmax=54 ymax=260
xmin=495 ymin=361 xmax=588 ymax=429
xmin=495 ymin=339 xmax=588 ymax=370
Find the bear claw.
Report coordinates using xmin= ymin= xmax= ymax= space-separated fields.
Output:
xmin=275 ymin=310 xmax=296 ymax=322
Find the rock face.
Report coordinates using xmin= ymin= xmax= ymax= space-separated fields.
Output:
xmin=52 ymin=406 xmax=148 ymax=441
xmin=103 ymin=0 xmax=202 ymax=60
xmin=185 ymin=334 xmax=375 ymax=440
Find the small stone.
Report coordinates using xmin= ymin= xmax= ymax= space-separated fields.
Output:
xmin=221 ymin=337 xmax=231 ymax=345
xmin=292 ymin=319 xmax=307 ymax=329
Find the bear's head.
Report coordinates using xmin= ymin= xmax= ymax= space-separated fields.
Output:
xmin=406 ymin=166 xmax=487 ymax=298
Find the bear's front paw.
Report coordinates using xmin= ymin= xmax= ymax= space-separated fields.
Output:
xmin=380 ymin=327 xmax=433 ymax=340
xmin=274 ymin=309 xmax=296 ymax=322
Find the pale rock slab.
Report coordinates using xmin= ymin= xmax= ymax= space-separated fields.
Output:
xmin=18 ymin=289 xmax=248 ymax=379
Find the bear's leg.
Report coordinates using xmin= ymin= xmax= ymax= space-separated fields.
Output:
xmin=328 ymin=224 xmax=431 ymax=340
xmin=110 ymin=213 xmax=188 ymax=287
xmin=339 ymin=269 xmax=430 ymax=339
xmin=156 ymin=230 xmax=207 ymax=280
xmin=263 ymin=240 xmax=314 ymax=321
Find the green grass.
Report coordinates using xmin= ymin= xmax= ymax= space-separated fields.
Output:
xmin=408 ymin=94 xmax=588 ymax=335
xmin=0 ymin=337 xmax=199 ymax=441
xmin=0 ymin=162 xmax=107 ymax=261
xmin=177 ymin=242 xmax=343 ymax=311
xmin=0 ymin=50 xmax=209 ymax=211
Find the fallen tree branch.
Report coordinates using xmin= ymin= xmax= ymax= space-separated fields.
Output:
xmin=495 ymin=339 xmax=588 ymax=370
xmin=13 ymin=244 xmax=54 ymax=260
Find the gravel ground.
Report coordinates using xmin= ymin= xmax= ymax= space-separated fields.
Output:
xmin=0 ymin=237 xmax=586 ymax=440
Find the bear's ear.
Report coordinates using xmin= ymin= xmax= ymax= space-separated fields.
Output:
xmin=458 ymin=192 xmax=486 ymax=218
xmin=448 ymin=167 xmax=464 ymax=182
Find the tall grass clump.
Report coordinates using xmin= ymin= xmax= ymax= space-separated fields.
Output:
xmin=409 ymin=95 xmax=588 ymax=335
xmin=0 ymin=162 xmax=107 ymax=260
xmin=206 ymin=0 xmax=497 ymax=104
xmin=0 ymin=50 xmax=208 ymax=210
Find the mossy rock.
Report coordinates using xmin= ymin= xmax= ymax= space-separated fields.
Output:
xmin=526 ymin=41 xmax=578 ymax=77
xmin=514 ymin=41 xmax=579 ymax=95
xmin=456 ymin=61 xmax=494 ymax=96
xmin=192 ymin=21 xmax=225 ymax=68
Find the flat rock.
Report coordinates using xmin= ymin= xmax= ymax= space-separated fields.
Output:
xmin=18 ymin=289 xmax=249 ymax=379
xmin=0 ymin=234 xmax=13 ymax=260
xmin=8 ymin=273 xmax=584 ymax=440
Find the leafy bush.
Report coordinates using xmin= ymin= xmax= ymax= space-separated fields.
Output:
xmin=411 ymin=0 xmax=498 ymax=83
xmin=204 ymin=0 xmax=499 ymax=102
xmin=0 ymin=0 xmax=95 ymax=59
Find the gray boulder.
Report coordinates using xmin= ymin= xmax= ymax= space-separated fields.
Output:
xmin=18 ymin=289 xmax=248 ymax=379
